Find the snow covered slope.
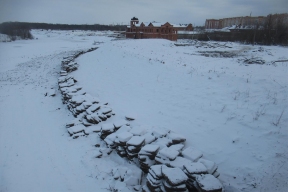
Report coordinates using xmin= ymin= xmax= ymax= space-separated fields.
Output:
xmin=73 ymin=39 xmax=288 ymax=191
xmin=0 ymin=30 xmax=114 ymax=192
xmin=1 ymin=30 xmax=287 ymax=192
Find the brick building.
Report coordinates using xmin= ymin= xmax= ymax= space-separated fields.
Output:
xmin=126 ymin=17 xmax=193 ymax=41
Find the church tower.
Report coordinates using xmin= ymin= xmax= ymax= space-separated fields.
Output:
xmin=130 ymin=17 xmax=139 ymax=26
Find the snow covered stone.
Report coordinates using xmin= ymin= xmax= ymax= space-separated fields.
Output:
xmin=66 ymin=119 xmax=81 ymax=128
xmin=61 ymin=86 xmax=77 ymax=94
xmin=169 ymin=156 xmax=192 ymax=170
xmin=116 ymin=145 xmax=127 ymax=157
xmin=87 ymin=104 xmax=100 ymax=113
xmin=60 ymin=71 xmax=67 ymax=76
xmin=162 ymin=166 xmax=188 ymax=191
xmin=151 ymin=137 xmax=171 ymax=149
xmin=163 ymin=181 xmax=187 ymax=192
xmin=198 ymin=159 xmax=218 ymax=175
xmin=183 ymin=163 xmax=208 ymax=187
xmin=138 ymin=144 xmax=160 ymax=172
xmin=127 ymin=136 xmax=145 ymax=147
xmin=129 ymin=126 xmax=147 ymax=136
xmin=67 ymin=127 xmax=74 ymax=136
xmin=70 ymin=124 xmax=85 ymax=134
xmin=72 ymin=132 xmax=85 ymax=139
xmin=152 ymin=128 xmax=169 ymax=138
xmin=104 ymin=132 xmax=117 ymax=148
xmin=100 ymin=123 xmax=115 ymax=139
xmin=169 ymin=143 xmax=185 ymax=152
xmin=115 ymin=125 xmax=131 ymax=134
xmin=82 ymin=94 xmax=99 ymax=104
xmin=99 ymin=147 xmax=113 ymax=156
xmin=117 ymin=131 xmax=133 ymax=144
xmin=93 ymin=150 xmax=102 ymax=158
xmin=89 ymin=125 xmax=101 ymax=132
xmin=72 ymin=85 xmax=82 ymax=91
xmin=75 ymin=103 xmax=86 ymax=113
xmin=93 ymin=115 xmax=105 ymax=124
xmin=82 ymin=118 xmax=93 ymax=127
xmin=167 ymin=132 xmax=186 ymax=145
xmin=67 ymin=90 xmax=86 ymax=98
xmin=149 ymin=165 xmax=163 ymax=179
xmin=146 ymin=165 xmax=164 ymax=191
xmin=142 ymin=132 xmax=157 ymax=145
xmin=100 ymin=106 xmax=112 ymax=114
xmin=162 ymin=166 xmax=188 ymax=185
xmin=58 ymin=75 xmax=73 ymax=84
xmin=181 ymin=147 xmax=203 ymax=162
xmin=213 ymin=171 xmax=220 ymax=178
xmin=113 ymin=119 xmax=127 ymax=129
xmin=146 ymin=173 xmax=162 ymax=190
xmin=47 ymin=89 xmax=56 ymax=97
xmin=141 ymin=184 xmax=150 ymax=192
xmin=138 ymin=156 xmax=156 ymax=173
xmin=125 ymin=114 xmax=136 ymax=121
xmin=155 ymin=147 xmax=180 ymax=164
xmin=82 ymin=101 xmax=92 ymax=109
xmin=59 ymin=78 xmax=75 ymax=88
xmin=97 ymin=113 xmax=108 ymax=121
xmin=70 ymin=95 xmax=86 ymax=105
xmin=83 ymin=127 xmax=94 ymax=135
xmin=126 ymin=136 xmax=145 ymax=160
xmin=196 ymin=174 xmax=223 ymax=192
xmin=101 ymin=123 xmax=115 ymax=132
xmin=139 ymin=145 xmax=160 ymax=156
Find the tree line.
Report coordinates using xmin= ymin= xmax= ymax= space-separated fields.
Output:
xmin=201 ymin=13 xmax=288 ymax=45
xmin=0 ymin=22 xmax=127 ymax=40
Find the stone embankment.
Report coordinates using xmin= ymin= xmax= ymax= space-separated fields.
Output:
xmin=57 ymin=48 xmax=224 ymax=192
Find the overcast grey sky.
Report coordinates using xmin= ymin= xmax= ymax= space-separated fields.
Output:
xmin=0 ymin=0 xmax=287 ymax=26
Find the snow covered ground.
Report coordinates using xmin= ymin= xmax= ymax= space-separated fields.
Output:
xmin=0 ymin=30 xmax=287 ymax=192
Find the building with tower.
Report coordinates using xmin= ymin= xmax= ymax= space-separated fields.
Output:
xmin=126 ymin=17 xmax=193 ymax=41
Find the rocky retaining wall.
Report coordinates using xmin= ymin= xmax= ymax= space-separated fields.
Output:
xmin=57 ymin=48 xmax=224 ymax=192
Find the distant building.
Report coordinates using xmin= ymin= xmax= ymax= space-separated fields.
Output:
xmin=205 ymin=16 xmax=266 ymax=29
xmin=126 ymin=17 xmax=193 ymax=41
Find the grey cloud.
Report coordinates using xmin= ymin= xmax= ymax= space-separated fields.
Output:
xmin=0 ymin=0 xmax=286 ymax=26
